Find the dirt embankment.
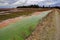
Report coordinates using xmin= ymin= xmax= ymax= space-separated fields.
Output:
xmin=26 ymin=9 xmax=60 ymax=40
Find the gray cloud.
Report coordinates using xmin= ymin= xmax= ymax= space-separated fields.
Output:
xmin=0 ymin=0 xmax=60 ymax=8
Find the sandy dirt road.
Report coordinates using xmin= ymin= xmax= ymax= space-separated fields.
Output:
xmin=55 ymin=9 xmax=60 ymax=40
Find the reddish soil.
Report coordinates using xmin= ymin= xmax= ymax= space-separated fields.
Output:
xmin=0 ymin=16 xmax=23 ymax=28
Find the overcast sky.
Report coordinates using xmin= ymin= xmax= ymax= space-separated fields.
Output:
xmin=0 ymin=0 xmax=60 ymax=8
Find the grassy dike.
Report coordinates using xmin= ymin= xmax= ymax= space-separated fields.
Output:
xmin=0 ymin=11 xmax=51 ymax=40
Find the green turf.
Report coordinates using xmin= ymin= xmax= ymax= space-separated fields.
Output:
xmin=0 ymin=11 xmax=51 ymax=40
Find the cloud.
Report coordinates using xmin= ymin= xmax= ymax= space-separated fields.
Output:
xmin=0 ymin=3 xmax=9 ymax=6
xmin=0 ymin=0 xmax=60 ymax=8
xmin=11 ymin=0 xmax=45 ymax=7
xmin=38 ymin=0 xmax=59 ymax=7
xmin=45 ymin=1 xmax=57 ymax=5
xmin=0 ymin=0 xmax=18 ymax=8
xmin=11 ymin=0 xmax=27 ymax=7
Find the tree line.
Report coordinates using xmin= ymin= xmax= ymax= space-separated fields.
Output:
xmin=17 ymin=5 xmax=40 ymax=8
xmin=17 ymin=5 xmax=60 ymax=9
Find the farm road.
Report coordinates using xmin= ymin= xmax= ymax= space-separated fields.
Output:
xmin=55 ymin=9 xmax=60 ymax=40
